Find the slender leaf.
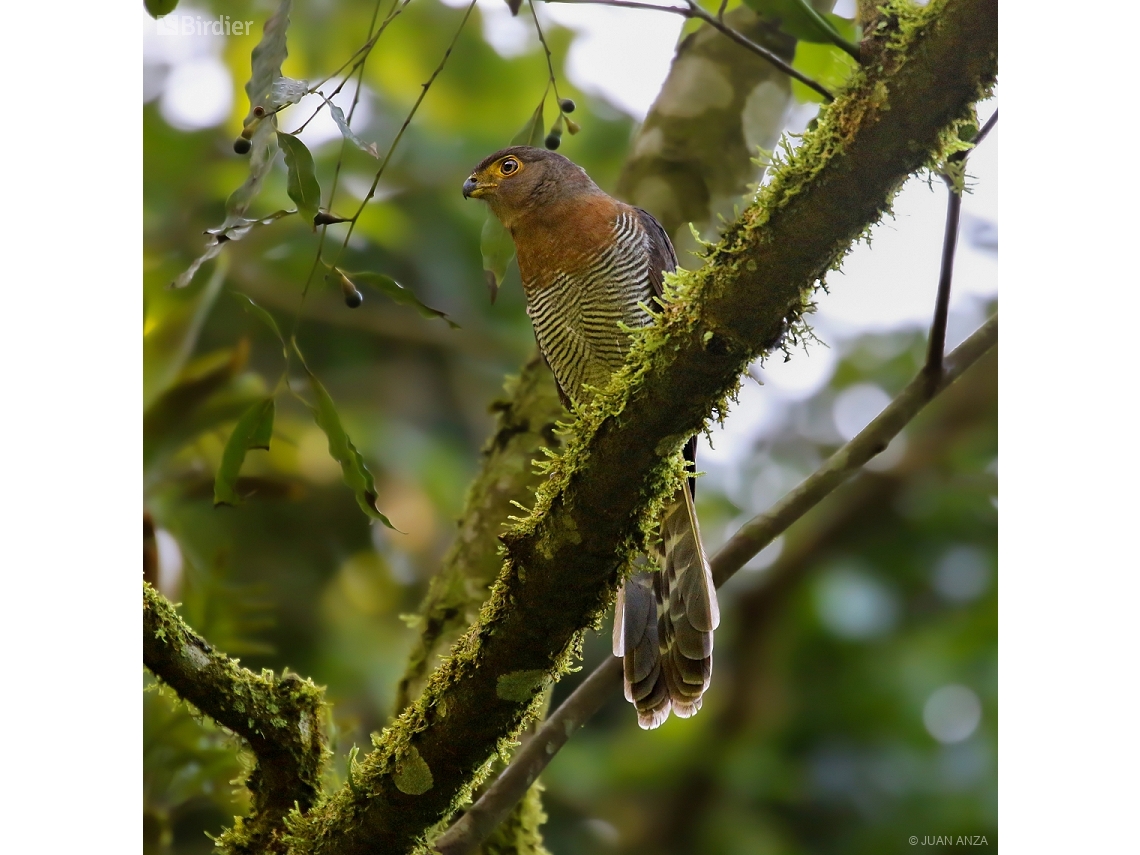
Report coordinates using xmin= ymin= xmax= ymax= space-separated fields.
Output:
xmin=246 ymin=0 xmax=293 ymax=114
xmin=328 ymin=103 xmax=380 ymax=158
xmin=277 ymin=133 xmax=322 ymax=225
xmin=143 ymin=345 xmax=267 ymax=472
xmin=146 ymin=258 xmax=226 ymax=407
xmin=480 ymin=216 xmax=515 ymax=304
xmin=173 ymin=0 xmax=292 ymax=287
xmin=205 ymin=209 xmax=295 ymax=243
xmin=511 ymin=101 xmax=545 ymax=148
xmin=743 ymin=0 xmax=860 ymax=56
xmin=214 ymin=398 xmax=276 ymax=506
xmin=231 ymin=292 xmax=287 ymax=358
xmin=348 ymin=271 xmax=459 ymax=328
xmin=295 ymin=353 xmax=394 ymax=528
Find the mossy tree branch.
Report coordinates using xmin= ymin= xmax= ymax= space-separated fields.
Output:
xmin=283 ymin=1 xmax=997 ymax=852
xmin=143 ymin=583 xmax=327 ymax=853
xmin=393 ymin=355 xmax=563 ymax=855
xmin=398 ymin=11 xmax=812 ymax=851
xmin=433 ymin=313 xmax=997 ymax=855
xmin=395 ymin=355 xmax=563 ymax=713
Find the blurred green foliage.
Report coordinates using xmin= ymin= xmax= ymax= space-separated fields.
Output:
xmin=143 ymin=1 xmax=997 ymax=853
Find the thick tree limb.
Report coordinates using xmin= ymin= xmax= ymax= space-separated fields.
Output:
xmin=433 ymin=312 xmax=997 ymax=855
xmin=284 ymin=2 xmax=997 ymax=852
xmin=143 ymin=583 xmax=327 ymax=852
xmin=395 ymin=354 xmax=563 ymax=712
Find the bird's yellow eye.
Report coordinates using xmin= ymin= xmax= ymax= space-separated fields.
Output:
xmin=499 ymin=158 xmax=520 ymax=176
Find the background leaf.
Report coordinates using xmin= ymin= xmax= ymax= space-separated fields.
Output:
xmin=214 ymin=398 xmax=276 ymax=506
xmin=246 ymin=0 xmax=293 ymax=113
xmin=277 ymin=133 xmax=322 ymax=225
xmin=791 ymin=40 xmax=859 ymax=103
xmin=348 ymin=271 xmax=458 ymax=327
xmin=172 ymin=0 xmax=292 ymax=287
xmin=230 ymin=292 xmax=288 ymax=358
xmin=512 ymin=101 xmax=546 ymax=147
xmin=328 ymin=103 xmax=380 ymax=158
xmin=743 ymin=0 xmax=859 ymax=55
xmin=297 ymin=353 xmax=395 ymax=528
xmin=480 ymin=216 xmax=515 ymax=304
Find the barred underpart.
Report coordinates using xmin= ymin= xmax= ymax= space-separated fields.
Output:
xmin=524 ymin=211 xmax=654 ymax=404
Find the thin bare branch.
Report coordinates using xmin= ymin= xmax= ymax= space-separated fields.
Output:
xmin=926 ymin=110 xmax=997 ymax=378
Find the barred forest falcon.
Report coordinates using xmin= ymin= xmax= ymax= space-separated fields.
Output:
xmin=463 ymin=146 xmax=720 ymax=729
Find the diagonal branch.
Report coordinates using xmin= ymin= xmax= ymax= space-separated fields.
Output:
xmin=434 ymin=312 xmax=997 ymax=855
xmin=284 ymin=2 xmax=997 ymax=852
xmin=143 ymin=583 xmax=327 ymax=852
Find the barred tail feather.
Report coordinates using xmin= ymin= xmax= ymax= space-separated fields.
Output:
xmin=614 ymin=484 xmax=718 ymax=730
xmin=656 ymin=485 xmax=718 ymax=719
xmin=614 ymin=571 xmax=672 ymax=729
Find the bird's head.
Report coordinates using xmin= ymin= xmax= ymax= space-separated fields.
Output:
xmin=462 ymin=146 xmax=598 ymax=228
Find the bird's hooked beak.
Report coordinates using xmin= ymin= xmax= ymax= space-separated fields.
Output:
xmin=462 ymin=174 xmax=487 ymax=199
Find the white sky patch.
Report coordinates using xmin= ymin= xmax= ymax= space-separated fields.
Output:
xmin=161 ymin=56 xmax=234 ymax=130
xmin=832 ymin=383 xmax=892 ymax=441
xmin=540 ymin=3 xmax=683 ymax=119
xmin=439 ymin=0 xmax=537 ymax=56
xmin=816 ymin=96 xmax=998 ymax=335
xmin=700 ymin=373 xmax=779 ymax=467
xmin=756 ymin=340 xmax=839 ymax=400
xmin=146 ymin=6 xmax=235 ymax=130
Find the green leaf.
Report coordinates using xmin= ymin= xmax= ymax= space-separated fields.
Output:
xmin=173 ymin=0 xmax=292 ymax=287
xmin=791 ymin=40 xmax=859 ymax=104
xmin=295 ymin=353 xmax=395 ymax=528
xmin=246 ymin=0 xmax=293 ymax=115
xmin=146 ymin=0 xmax=179 ymax=18
xmin=480 ymin=215 xmax=515 ymax=304
xmin=511 ymin=101 xmax=546 ymax=148
xmin=146 ymin=258 xmax=226 ymax=407
xmin=214 ymin=398 xmax=276 ymax=506
xmin=327 ymin=103 xmax=380 ymax=158
xmin=348 ymin=271 xmax=459 ymax=328
xmin=231 ymin=292 xmax=288 ymax=358
xmin=277 ymin=132 xmax=321 ymax=225
xmin=743 ymin=0 xmax=860 ymax=57
xmin=143 ymin=345 xmax=267 ymax=472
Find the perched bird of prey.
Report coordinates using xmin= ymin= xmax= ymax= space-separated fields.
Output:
xmin=463 ymin=146 xmax=720 ymax=729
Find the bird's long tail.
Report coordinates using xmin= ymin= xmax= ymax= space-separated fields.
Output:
xmin=614 ymin=481 xmax=719 ymax=729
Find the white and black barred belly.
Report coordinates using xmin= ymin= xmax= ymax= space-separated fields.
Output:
xmin=523 ymin=211 xmax=656 ymax=405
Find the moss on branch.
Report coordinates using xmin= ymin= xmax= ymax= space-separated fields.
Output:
xmin=395 ymin=354 xmax=564 ymax=714
xmin=143 ymin=582 xmax=327 ymax=853
xmin=283 ymin=1 xmax=997 ymax=852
